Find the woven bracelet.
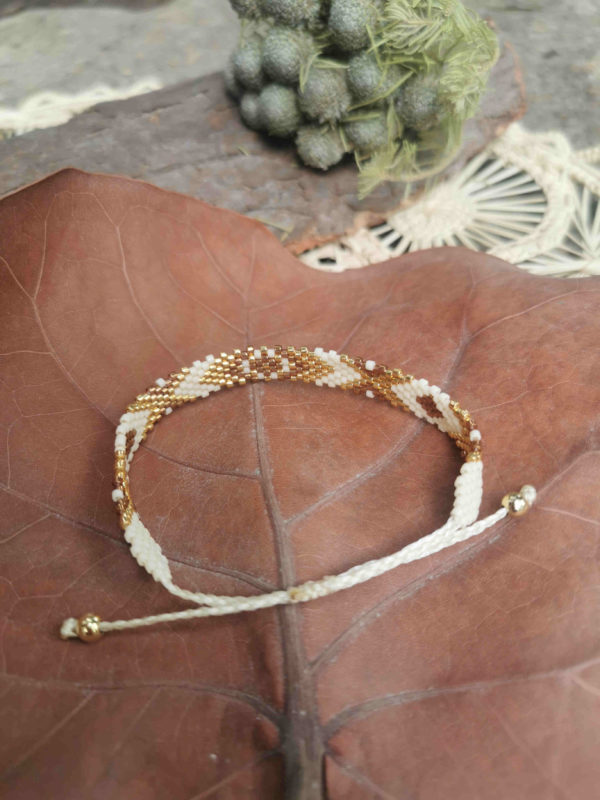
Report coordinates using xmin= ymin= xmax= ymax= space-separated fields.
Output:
xmin=60 ymin=346 xmax=535 ymax=642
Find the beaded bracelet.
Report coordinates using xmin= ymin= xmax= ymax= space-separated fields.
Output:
xmin=60 ymin=346 xmax=535 ymax=642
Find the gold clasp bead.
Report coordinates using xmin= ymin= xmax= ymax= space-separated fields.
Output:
xmin=77 ymin=613 xmax=103 ymax=642
xmin=502 ymin=485 xmax=537 ymax=517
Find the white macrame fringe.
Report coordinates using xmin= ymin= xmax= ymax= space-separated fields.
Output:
xmin=300 ymin=124 xmax=600 ymax=279
xmin=0 ymin=80 xmax=161 ymax=135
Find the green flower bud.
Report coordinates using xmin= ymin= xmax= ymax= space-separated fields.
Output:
xmin=346 ymin=52 xmax=380 ymax=100
xmin=299 ymin=67 xmax=351 ymax=123
xmin=346 ymin=52 xmax=405 ymax=105
xmin=328 ymin=0 xmax=378 ymax=53
xmin=224 ymin=56 xmax=243 ymax=100
xmin=233 ymin=35 xmax=265 ymax=91
xmin=240 ymin=92 xmax=264 ymax=130
xmin=259 ymin=83 xmax=303 ymax=137
xmin=343 ymin=113 xmax=388 ymax=151
xmin=296 ymin=125 xmax=346 ymax=169
xmin=262 ymin=0 xmax=322 ymax=28
xmin=262 ymin=26 xmax=315 ymax=85
xmin=399 ymin=73 xmax=446 ymax=131
xmin=229 ymin=0 xmax=262 ymax=18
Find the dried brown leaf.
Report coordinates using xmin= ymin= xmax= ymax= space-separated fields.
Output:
xmin=0 ymin=170 xmax=599 ymax=799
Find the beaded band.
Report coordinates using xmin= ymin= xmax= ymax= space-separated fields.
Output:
xmin=60 ymin=346 xmax=535 ymax=642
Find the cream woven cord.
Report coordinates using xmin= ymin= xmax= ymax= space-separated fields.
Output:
xmin=60 ymin=506 xmax=510 ymax=638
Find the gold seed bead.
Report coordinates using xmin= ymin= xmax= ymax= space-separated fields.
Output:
xmin=77 ymin=613 xmax=103 ymax=642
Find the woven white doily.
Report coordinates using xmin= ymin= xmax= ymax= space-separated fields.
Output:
xmin=301 ymin=124 xmax=600 ymax=279
xmin=0 ymin=80 xmax=161 ymax=136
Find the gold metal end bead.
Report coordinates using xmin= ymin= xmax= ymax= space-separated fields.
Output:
xmin=76 ymin=613 xmax=103 ymax=643
xmin=502 ymin=485 xmax=536 ymax=517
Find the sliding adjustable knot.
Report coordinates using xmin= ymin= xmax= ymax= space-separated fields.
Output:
xmin=502 ymin=485 xmax=537 ymax=517
xmin=60 ymin=346 xmax=536 ymax=641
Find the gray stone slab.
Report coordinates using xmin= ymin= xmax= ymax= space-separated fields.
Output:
xmin=0 ymin=0 xmax=167 ymax=14
xmin=0 ymin=45 xmax=524 ymax=252
xmin=470 ymin=0 xmax=600 ymax=147
xmin=0 ymin=0 xmax=238 ymax=107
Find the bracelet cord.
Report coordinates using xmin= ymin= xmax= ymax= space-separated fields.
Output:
xmin=60 ymin=346 xmax=535 ymax=641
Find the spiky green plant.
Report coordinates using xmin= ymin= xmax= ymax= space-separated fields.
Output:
xmin=226 ymin=0 xmax=499 ymax=196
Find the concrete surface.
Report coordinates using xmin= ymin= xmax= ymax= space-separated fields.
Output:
xmin=0 ymin=0 xmax=166 ymax=13
xmin=469 ymin=0 xmax=600 ymax=146
xmin=0 ymin=0 xmax=237 ymax=107
xmin=0 ymin=0 xmax=598 ymax=145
